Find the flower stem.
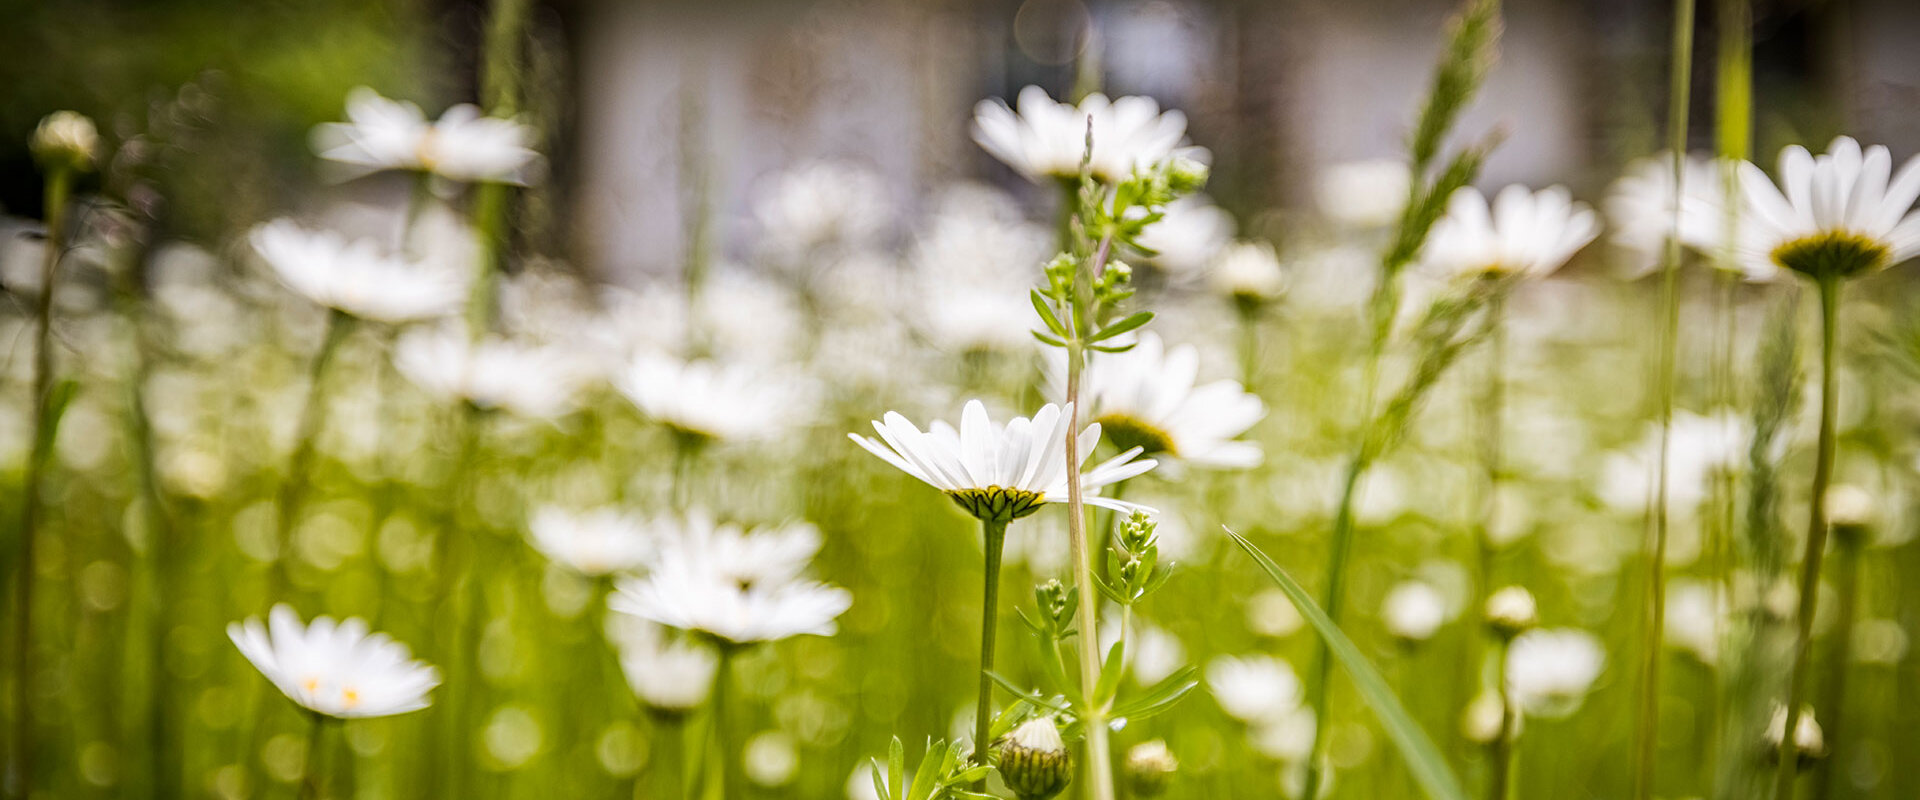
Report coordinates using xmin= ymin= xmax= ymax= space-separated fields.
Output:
xmin=704 ymin=647 xmax=737 ymax=800
xmin=298 ymin=714 xmax=329 ymax=800
xmin=974 ymin=517 xmax=1009 ymax=787
xmin=1635 ymin=1 xmax=1696 ymax=794
xmin=1812 ymin=530 xmax=1861 ymax=800
xmin=272 ymin=309 xmax=355 ymax=598
xmin=1064 ymin=233 xmax=1119 ymax=800
xmin=1487 ymin=636 xmax=1517 ymax=800
xmin=1773 ymin=275 xmax=1842 ymax=799
xmin=8 ymin=164 xmax=71 ymax=800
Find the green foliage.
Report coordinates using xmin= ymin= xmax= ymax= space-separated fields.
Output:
xmin=869 ymin=737 xmax=996 ymax=800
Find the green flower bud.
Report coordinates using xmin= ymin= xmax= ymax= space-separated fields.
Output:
xmin=1123 ymin=739 xmax=1178 ymax=797
xmin=31 ymin=110 xmax=98 ymax=173
xmin=995 ymin=717 xmax=1071 ymax=799
xmin=1484 ymin=586 xmax=1536 ymax=639
xmin=1165 ymin=152 xmax=1209 ymax=195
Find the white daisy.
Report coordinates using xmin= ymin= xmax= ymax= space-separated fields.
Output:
xmin=1664 ymin=579 xmax=1724 ymax=664
xmin=1423 ymin=185 xmax=1601 ymax=280
xmin=1604 ymin=152 xmax=1734 ymax=278
xmin=753 ymin=161 xmax=893 ymax=261
xmin=1597 ymin=410 xmax=1750 ymax=518
xmin=1137 ymin=195 xmax=1234 ymax=276
xmin=1316 ymin=159 xmax=1411 ymax=228
xmin=393 ymin=323 xmax=587 ymax=418
xmin=1066 ymin=332 xmax=1265 ymax=469
xmin=651 ymin=511 xmax=824 ymax=587
xmin=1210 ymin=241 xmax=1287 ymax=305
xmin=615 ymin=353 xmax=811 ymax=443
xmin=848 ymin=400 xmax=1157 ymax=522
xmin=527 ymin=505 xmax=652 ymax=576
xmin=1505 ymin=628 xmax=1605 ymax=718
xmin=609 ymin=520 xmax=850 ymax=646
xmin=228 ymin=604 xmax=439 ymax=719
xmin=249 ymin=220 xmax=467 ymax=324
xmin=1382 ymin=580 xmax=1448 ymax=643
xmin=971 ymin=85 xmax=1199 ymax=183
xmin=312 ymin=87 xmax=541 ymax=185
xmin=1731 ymin=136 xmax=1920 ymax=281
xmin=608 ymin=617 xmax=718 ymax=713
xmin=1205 ymin=654 xmax=1301 ymax=724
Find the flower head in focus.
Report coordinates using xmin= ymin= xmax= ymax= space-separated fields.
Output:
xmin=1731 ymin=136 xmax=1920 ymax=282
xmin=313 ymin=87 xmax=541 ymax=185
xmin=972 ymin=86 xmax=1198 ymax=183
xmin=1065 ymin=332 xmax=1265 ymax=470
xmin=250 ymin=220 xmax=467 ymax=324
xmin=1423 ymin=185 xmax=1601 ymax=280
xmin=848 ymin=400 xmax=1157 ymax=523
xmin=527 ymin=505 xmax=652 ymax=577
xmin=228 ymin=604 xmax=439 ymax=718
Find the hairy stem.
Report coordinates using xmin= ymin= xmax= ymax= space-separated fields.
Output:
xmin=1065 ymin=233 xmax=1118 ymax=800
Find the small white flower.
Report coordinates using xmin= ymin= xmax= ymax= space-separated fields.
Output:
xmin=849 ymin=400 xmax=1157 ymax=522
xmin=971 ymin=85 xmax=1198 ymax=183
xmin=393 ymin=323 xmax=586 ymax=418
xmin=31 ymin=110 xmax=99 ymax=170
xmin=616 ymin=353 xmax=811 ymax=443
xmin=753 ymin=161 xmax=892 ymax=261
xmin=312 ymin=87 xmax=540 ymax=184
xmin=1205 ymin=654 xmax=1301 ymax=723
xmin=1210 ymin=241 xmax=1287 ymax=303
xmin=228 ymin=604 xmax=439 ymax=718
xmin=1505 ymin=628 xmax=1605 ymax=718
xmin=609 ymin=516 xmax=849 ymax=646
xmin=249 ymin=220 xmax=467 ymax=324
xmin=1484 ymin=586 xmax=1538 ymax=634
xmin=1597 ymin=410 xmax=1750 ymax=518
xmin=1604 ymin=152 xmax=1735 ymax=278
xmin=1068 ymin=332 xmax=1265 ymax=470
xmin=1732 ymin=136 xmax=1920 ymax=281
xmin=1765 ymin=703 xmax=1826 ymax=756
xmin=527 ymin=505 xmax=652 ymax=576
xmin=1664 ymin=579 xmax=1724 ymax=664
xmin=1137 ymin=196 xmax=1234 ymax=276
xmin=1382 ymin=580 xmax=1448 ymax=642
xmin=1316 ymin=159 xmax=1411 ymax=228
xmin=609 ymin=618 xmax=718 ymax=713
xmin=1423 ymin=185 xmax=1601 ymax=280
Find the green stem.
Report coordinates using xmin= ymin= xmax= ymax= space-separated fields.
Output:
xmin=1487 ymin=636 xmax=1516 ymax=800
xmin=705 ymin=648 xmax=737 ymax=800
xmin=1811 ymin=531 xmax=1861 ymax=800
xmin=1773 ymin=275 xmax=1842 ymax=799
xmin=272 ymin=309 xmax=355 ymax=597
xmin=1635 ymin=1 xmax=1696 ymax=794
xmin=298 ymin=714 xmax=329 ymax=800
xmin=974 ymin=518 xmax=1009 ymax=788
xmin=9 ymin=165 xmax=71 ymax=800
xmin=1064 ymin=234 xmax=1119 ymax=800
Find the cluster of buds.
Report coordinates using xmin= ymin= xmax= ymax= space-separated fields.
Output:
xmin=1101 ymin=510 xmax=1172 ymax=606
xmin=1019 ymin=579 xmax=1079 ymax=643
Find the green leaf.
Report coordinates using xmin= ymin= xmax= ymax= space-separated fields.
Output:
xmin=1110 ymin=667 xmax=1199 ymax=720
xmin=1032 ymin=329 xmax=1068 ymax=348
xmin=887 ymin=737 xmax=905 ymax=800
xmin=871 ymin=758 xmax=891 ymax=800
xmin=987 ymin=672 xmax=1070 ymax=712
xmin=1094 ymin=638 xmax=1126 ymax=705
xmin=1087 ymin=311 xmax=1153 ymax=343
xmin=1087 ymin=342 xmax=1138 ymax=354
xmin=1224 ymin=528 xmax=1471 ymax=800
xmin=1030 ymin=289 xmax=1069 ymax=337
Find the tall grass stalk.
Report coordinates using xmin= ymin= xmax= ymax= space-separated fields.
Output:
xmin=1064 ymin=231 xmax=1120 ymax=800
xmin=1633 ymin=0 xmax=1697 ymax=795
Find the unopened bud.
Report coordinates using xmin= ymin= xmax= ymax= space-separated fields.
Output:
xmin=1123 ymin=739 xmax=1178 ymax=797
xmin=31 ymin=111 xmax=98 ymax=173
xmin=1485 ymin=586 xmax=1537 ymax=639
xmin=995 ymin=717 xmax=1071 ymax=799
xmin=1764 ymin=704 xmax=1826 ymax=770
xmin=1165 ymin=151 xmax=1210 ymax=194
xmin=1825 ymin=484 xmax=1875 ymax=545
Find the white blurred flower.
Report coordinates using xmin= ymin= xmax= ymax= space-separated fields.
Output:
xmin=610 ymin=516 xmax=849 ymax=646
xmin=1423 ymin=185 xmax=1600 ymax=280
xmin=393 ymin=323 xmax=587 ymax=418
xmin=609 ymin=618 xmax=718 ymax=713
xmin=1484 ymin=586 xmax=1538 ymax=634
xmin=1210 ymin=241 xmax=1287 ymax=304
xmin=249 ymin=220 xmax=467 ymax=323
xmin=527 ymin=506 xmax=652 ymax=577
xmin=1068 ymin=332 xmax=1265 ymax=469
xmin=1138 ymin=196 xmax=1234 ymax=276
xmin=972 ymin=85 xmax=1199 ymax=183
xmin=1382 ymin=580 xmax=1447 ymax=643
xmin=1316 ymin=159 xmax=1410 ymax=228
xmin=616 ymin=353 xmax=812 ymax=443
xmin=312 ymin=87 xmax=540 ymax=184
xmin=1598 ymin=410 xmax=1750 ymax=518
xmin=1205 ymin=654 xmax=1301 ymax=723
xmin=849 ymin=400 xmax=1157 ymax=521
xmin=1730 ymin=136 xmax=1920 ymax=281
xmin=1249 ymin=708 xmax=1318 ymax=762
xmin=1664 ymin=579 xmax=1724 ymax=664
xmin=1099 ymin=618 xmax=1187 ymax=686
xmin=1505 ymin=628 xmax=1605 ymax=718
xmin=227 ymin=604 xmax=439 ymax=719
xmin=754 ymin=161 xmax=892 ymax=261
xmin=1765 ymin=703 xmax=1826 ymax=757
xmin=31 ymin=110 xmax=99 ymax=170
xmin=1604 ymin=152 xmax=1734 ymax=278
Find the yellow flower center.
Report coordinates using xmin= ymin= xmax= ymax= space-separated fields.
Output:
xmin=1093 ymin=413 xmax=1178 ymax=458
xmin=1772 ymin=231 xmax=1889 ymax=280
xmin=341 ymin=687 xmax=361 ymax=708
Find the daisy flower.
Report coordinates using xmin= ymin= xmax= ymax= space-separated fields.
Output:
xmin=607 ymin=617 xmax=718 ymax=713
xmin=1204 ymin=654 xmax=1302 ymax=724
xmin=527 ymin=505 xmax=652 ymax=577
xmin=1603 ymin=152 xmax=1734 ymax=278
xmin=1382 ymin=580 xmax=1448 ymax=643
xmin=615 ymin=353 xmax=811 ymax=443
xmin=250 ymin=220 xmax=467 ymax=324
xmin=609 ymin=518 xmax=850 ymax=646
xmin=1315 ymin=159 xmax=1411 ymax=229
xmin=848 ymin=400 xmax=1157 ymax=523
xmin=1067 ymin=332 xmax=1265 ymax=470
xmin=1136 ymin=195 xmax=1234 ymax=276
xmin=393 ymin=323 xmax=587 ymax=418
xmin=1731 ymin=136 xmax=1920 ymax=281
xmin=1505 ymin=628 xmax=1605 ymax=718
xmin=971 ymin=85 xmax=1198 ymax=183
xmin=1211 ymin=241 xmax=1288 ymax=307
xmin=1423 ymin=185 xmax=1601 ymax=280
xmin=228 ymin=605 xmax=439 ymax=719
xmin=312 ymin=87 xmax=541 ymax=185
xmin=753 ymin=161 xmax=892 ymax=261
